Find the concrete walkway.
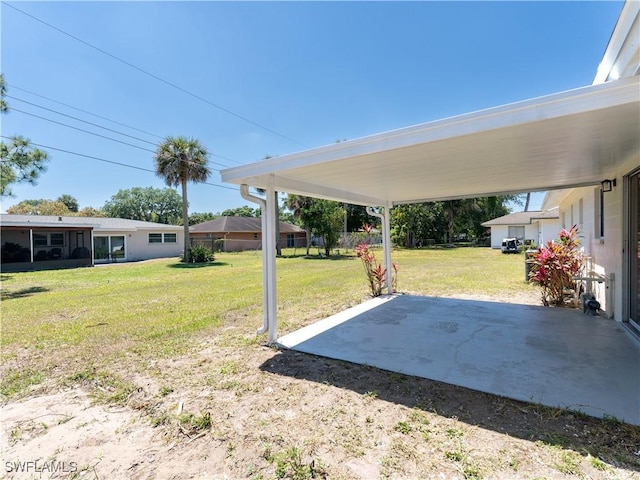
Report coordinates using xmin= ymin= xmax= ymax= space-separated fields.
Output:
xmin=278 ymin=294 xmax=640 ymax=425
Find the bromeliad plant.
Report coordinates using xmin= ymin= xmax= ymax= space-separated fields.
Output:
xmin=528 ymin=225 xmax=584 ymax=306
xmin=355 ymin=241 xmax=398 ymax=297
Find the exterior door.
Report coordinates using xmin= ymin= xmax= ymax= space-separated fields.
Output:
xmin=630 ymin=170 xmax=640 ymax=331
xmin=94 ymin=235 xmax=126 ymax=262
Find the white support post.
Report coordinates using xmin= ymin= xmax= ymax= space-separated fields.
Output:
xmin=382 ymin=203 xmax=393 ymax=295
xmin=264 ymin=180 xmax=278 ymax=343
xmin=366 ymin=205 xmax=395 ymax=295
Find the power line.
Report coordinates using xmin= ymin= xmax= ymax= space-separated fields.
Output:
xmin=7 ymin=84 xmax=243 ymax=166
xmin=8 ymin=84 xmax=164 ymax=140
xmin=7 ymin=94 xmax=157 ymax=146
xmin=3 ymin=1 xmax=309 ymax=149
xmin=7 ymin=95 xmax=232 ymax=169
xmin=11 ymin=108 xmax=157 ymax=153
xmin=0 ymin=135 xmax=240 ymax=192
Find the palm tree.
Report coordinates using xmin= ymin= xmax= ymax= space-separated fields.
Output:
xmin=154 ymin=136 xmax=211 ymax=262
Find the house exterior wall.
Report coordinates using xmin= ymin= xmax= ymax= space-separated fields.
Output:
xmin=553 ymin=150 xmax=639 ymax=320
xmin=191 ymin=231 xmax=307 ymax=252
xmin=534 ymin=219 xmax=562 ymax=247
xmin=94 ymin=229 xmax=183 ymax=262
xmin=489 ymin=224 xmax=538 ymax=249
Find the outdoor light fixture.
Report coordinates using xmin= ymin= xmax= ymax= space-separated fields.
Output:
xmin=601 ymin=178 xmax=616 ymax=192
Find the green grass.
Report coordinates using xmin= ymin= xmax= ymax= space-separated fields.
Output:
xmin=0 ymin=247 xmax=534 ymax=399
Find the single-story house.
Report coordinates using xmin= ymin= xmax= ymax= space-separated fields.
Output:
xmin=0 ymin=214 xmax=184 ymax=272
xmin=190 ymin=216 xmax=307 ymax=252
xmin=481 ymin=207 xmax=560 ymax=249
xmin=220 ymin=0 xmax=639 ymax=344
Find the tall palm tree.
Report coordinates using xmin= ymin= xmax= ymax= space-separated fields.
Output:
xmin=154 ymin=136 xmax=211 ymax=262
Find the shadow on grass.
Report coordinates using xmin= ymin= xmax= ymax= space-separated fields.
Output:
xmin=1 ymin=286 xmax=49 ymax=300
xmin=282 ymin=254 xmax=358 ymax=261
xmin=167 ymin=261 xmax=230 ymax=269
xmin=260 ymin=349 xmax=640 ymax=472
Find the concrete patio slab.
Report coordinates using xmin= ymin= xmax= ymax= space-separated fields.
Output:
xmin=278 ymin=294 xmax=640 ymax=425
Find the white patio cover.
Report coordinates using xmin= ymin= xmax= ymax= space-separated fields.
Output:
xmin=221 ymin=76 xmax=639 ymax=207
xmin=220 ymin=75 xmax=640 ymax=342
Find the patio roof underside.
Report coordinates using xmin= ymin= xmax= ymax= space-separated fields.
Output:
xmin=221 ymin=76 xmax=639 ymax=206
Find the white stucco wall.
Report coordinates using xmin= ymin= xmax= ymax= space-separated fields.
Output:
xmin=94 ymin=229 xmax=183 ymax=262
xmin=554 ymin=150 xmax=639 ymax=321
xmin=489 ymin=223 xmax=545 ymax=249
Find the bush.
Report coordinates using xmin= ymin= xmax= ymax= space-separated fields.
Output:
xmin=188 ymin=244 xmax=215 ymax=263
xmin=355 ymin=242 xmax=397 ymax=297
xmin=1 ymin=242 xmax=31 ymax=263
xmin=528 ymin=226 xmax=584 ymax=306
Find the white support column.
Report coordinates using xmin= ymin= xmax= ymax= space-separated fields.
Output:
xmin=366 ymin=205 xmax=394 ymax=295
xmin=382 ymin=203 xmax=393 ymax=294
xmin=264 ymin=179 xmax=278 ymax=343
xmin=240 ymin=185 xmax=270 ymax=335
xmin=29 ymin=229 xmax=34 ymax=264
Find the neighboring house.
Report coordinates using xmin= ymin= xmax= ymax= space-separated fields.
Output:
xmin=190 ymin=216 xmax=307 ymax=252
xmin=0 ymin=214 xmax=184 ymax=272
xmin=481 ymin=208 xmax=560 ymax=249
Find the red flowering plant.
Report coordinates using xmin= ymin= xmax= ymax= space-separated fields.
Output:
xmin=528 ymin=225 xmax=584 ymax=306
xmin=355 ymin=236 xmax=397 ymax=297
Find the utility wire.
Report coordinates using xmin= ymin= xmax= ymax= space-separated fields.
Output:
xmin=7 ymin=84 xmax=243 ymax=165
xmin=11 ymin=108 xmax=157 ymax=153
xmin=8 ymin=84 xmax=163 ymax=140
xmin=3 ymin=1 xmax=309 ymax=149
xmin=7 ymin=94 xmax=158 ymax=146
xmin=0 ymin=135 xmax=240 ymax=191
xmin=7 ymin=96 xmax=232 ymax=169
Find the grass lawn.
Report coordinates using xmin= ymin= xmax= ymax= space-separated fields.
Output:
xmin=1 ymin=247 xmax=638 ymax=479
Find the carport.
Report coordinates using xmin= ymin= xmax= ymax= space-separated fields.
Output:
xmin=220 ymin=76 xmax=640 ymax=423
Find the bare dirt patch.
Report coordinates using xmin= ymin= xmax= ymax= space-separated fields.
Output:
xmin=2 ymin=290 xmax=639 ymax=479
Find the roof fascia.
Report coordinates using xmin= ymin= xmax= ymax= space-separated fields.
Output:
xmin=593 ymin=1 xmax=640 ymax=84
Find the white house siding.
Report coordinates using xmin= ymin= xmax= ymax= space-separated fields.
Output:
xmin=489 ymin=223 xmax=544 ymax=249
xmin=534 ymin=219 xmax=561 ymax=247
xmin=552 ymin=150 xmax=639 ymax=320
xmin=95 ymin=229 xmax=183 ymax=263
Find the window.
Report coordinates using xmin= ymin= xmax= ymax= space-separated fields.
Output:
xmin=51 ymin=233 xmax=64 ymax=246
xmin=149 ymin=233 xmax=163 ymax=243
xmin=594 ymin=187 xmax=604 ymax=238
xmin=578 ymin=198 xmax=584 ymax=227
xmin=33 ymin=232 xmax=65 ymax=247
xmin=508 ymin=226 xmax=525 ymax=240
xmin=34 ymin=233 xmax=47 ymax=247
xmin=149 ymin=233 xmax=177 ymax=243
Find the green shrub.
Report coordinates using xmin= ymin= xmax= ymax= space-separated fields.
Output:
xmin=189 ymin=244 xmax=215 ymax=263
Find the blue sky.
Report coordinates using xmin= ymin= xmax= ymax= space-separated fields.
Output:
xmin=0 ymin=1 xmax=624 ymax=214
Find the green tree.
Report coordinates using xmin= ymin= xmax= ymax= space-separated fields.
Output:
xmin=391 ymin=203 xmax=446 ymax=247
xmin=285 ymin=194 xmax=316 ymax=255
xmin=188 ymin=212 xmax=217 ymax=226
xmin=6 ymin=199 xmax=71 ymax=216
xmin=102 ymin=187 xmax=182 ymax=224
xmin=78 ymin=206 xmax=104 ymax=217
xmin=57 ymin=194 xmax=79 ymax=212
xmin=221 ymin=205 xmax=259 ymax=217
xmin=305 ymin=199 xmax=345 ymax=257
xmin=154 ymin=136 xmax=211 ymax=262
xmin=0 ymin=74 xmax=49 ymax=197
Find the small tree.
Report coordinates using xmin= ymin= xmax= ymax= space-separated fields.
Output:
xmin=528 ymin=225 xmax=584 ymax=306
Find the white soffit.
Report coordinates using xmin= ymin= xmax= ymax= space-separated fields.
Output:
xmin=220 ymin=76 xmax=640 ymax=207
